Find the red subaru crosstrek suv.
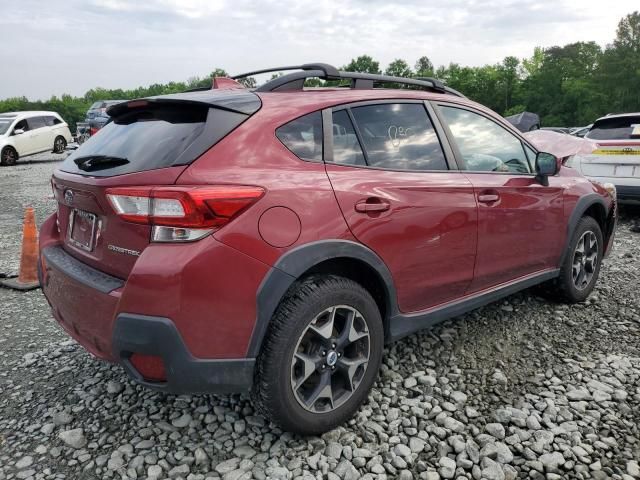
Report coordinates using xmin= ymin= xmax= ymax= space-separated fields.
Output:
xmin=39 ymin=64 xmax=616 ymax=434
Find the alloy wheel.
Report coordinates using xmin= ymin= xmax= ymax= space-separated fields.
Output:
xmin=290 ymin=305 xmax=370 ymax=413
xmin=55 ymin=138 xmax=65 ymax=153
xmin=2 ymin=149 xmax=16 ymax=165
xmin=572 ymin=230 xmax=598 ymax=290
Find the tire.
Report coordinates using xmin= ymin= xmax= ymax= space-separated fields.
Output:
xmin=252 ymin=275 xmax=383 ymax=435
xmin=53 ymin=136 xmax=67 ymax=154
xmin=554 ymin=216 xmax=604 ymax=303
xmin=1 ymin=146 xmax=18 ymax=166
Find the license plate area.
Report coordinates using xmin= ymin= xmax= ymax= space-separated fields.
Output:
xmin=68 ymin=209 xmax=97 ymax=252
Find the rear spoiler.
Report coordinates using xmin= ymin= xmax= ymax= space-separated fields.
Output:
xmin=107 ymin=89 xmax=262 ymax=117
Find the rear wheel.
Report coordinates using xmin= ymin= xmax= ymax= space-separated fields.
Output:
xmin=1 ymin=147 xmax=18 ymax=166
xmin=554 ymin=216 xmax=603 ymax=303
xmin=252 ymin=275 xmax=383 ymax=435
xmin=53 ymin=136 xmax=67 ymax=154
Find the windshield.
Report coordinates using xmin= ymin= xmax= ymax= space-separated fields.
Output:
xmin=586 ymin=116 xmax=640 ymax=140
xmin=0 ymin=117 xmax=15 ymax=135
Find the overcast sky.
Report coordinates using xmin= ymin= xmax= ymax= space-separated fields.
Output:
xmin=0 ymin=0 xmax=636 ymax=100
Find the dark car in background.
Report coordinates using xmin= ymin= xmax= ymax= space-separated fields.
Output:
xmin=86 ymin=100 xmax=124 ymax=121
xmin=76 ymin=100 xmax=126 ymax=143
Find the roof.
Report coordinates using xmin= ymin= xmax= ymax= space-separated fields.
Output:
xmin=595 ymin=112 xmax=640 ymax=121
xmin=0 ymin=111 xmax=62 ymax=119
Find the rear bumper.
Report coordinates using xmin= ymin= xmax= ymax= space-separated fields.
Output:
xmin=38 ymin=212 xmax=268 ymax=394
xmin=616 ymin=185 xmax=640 ymax=203
xmin=41 ymin=245 xmax=122 ymax=360
xmin=113 ymin=314 xmax=254 ymax=394
xmin=41 ymin=245 xmax=255 ymax=393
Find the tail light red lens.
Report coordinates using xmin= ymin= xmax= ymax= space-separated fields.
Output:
xmin=106 ymin=185 xmax=265 ymax=230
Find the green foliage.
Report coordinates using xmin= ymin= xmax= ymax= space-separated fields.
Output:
xmin=415 ymin=56 xmax=434 ymax=77
xmin=343 ymin=55 xmax=381 ymax=74
xmin=2 ymin=12 xmax=639 ymax=131
xmin=385 ymin=59 xmax=413 ymax=78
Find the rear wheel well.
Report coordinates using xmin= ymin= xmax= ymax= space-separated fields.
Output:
xmin=301 ymin=257 xmax=390 ymax=337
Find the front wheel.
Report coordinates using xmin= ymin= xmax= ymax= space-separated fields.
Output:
xmin=252 ymin=275 xmax=383 ymax=435
xmin=554 ymin=216 xmax=604 ymax=303
xmin=53 ymin=136 xmax=67 ymax=154
xmin=1 ymin=147 xmax=18 ymax=166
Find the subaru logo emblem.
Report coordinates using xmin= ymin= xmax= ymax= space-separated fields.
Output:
xmin=326 ymin=350 xmax=338 ymax=367
xmin=64 ymin=189 xmax=74 ymax=205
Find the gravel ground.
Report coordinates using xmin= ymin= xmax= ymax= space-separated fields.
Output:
xmin=1 ymin=155 xmax=639 ymax=480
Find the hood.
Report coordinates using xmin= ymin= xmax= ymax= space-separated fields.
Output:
xmin=524 ymin=130 xmax=598 ymax=160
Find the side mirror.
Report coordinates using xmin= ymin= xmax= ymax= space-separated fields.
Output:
xmin=535 ymin=152 xmax=559 ymax=186
xmin=13 ymin=129 xmax=24 ymax=135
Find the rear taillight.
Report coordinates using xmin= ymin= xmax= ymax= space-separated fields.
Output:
xmin=106 ymin=185 xmax=264 ymax=242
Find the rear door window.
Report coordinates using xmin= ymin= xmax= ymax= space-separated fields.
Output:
xmin=331 ymin=110 xmax=366 ymax=166
xmin=275 ymin=112 xmax=323 ymax=162
xmin=349 ymin=103 xmax=448 ymax=171
xmin=586 ymin=116 xmax=640 ymax=140
xmin=27 ymin=116 xmax=46 ymax=130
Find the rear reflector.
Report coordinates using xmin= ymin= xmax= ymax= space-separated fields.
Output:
xmin=105 ymin=185 xmax=264 ymax=240
xmin=129 ymin=353 xmax=166 ymax=382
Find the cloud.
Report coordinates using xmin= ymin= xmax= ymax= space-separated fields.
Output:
xmin=0 ymin=0 xmax=636 ymax=99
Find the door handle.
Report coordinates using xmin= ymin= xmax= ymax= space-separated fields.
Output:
xmin=477 ymin=193 xmax=500 ymax=203
xmin=355 ymin=198 xmax=391 ymax=213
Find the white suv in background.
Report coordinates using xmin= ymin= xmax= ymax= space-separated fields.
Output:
xmin=0 ymin=111 xmax=72 ymax=166
xmin=568 ymin=113 xmax=640 ymax=204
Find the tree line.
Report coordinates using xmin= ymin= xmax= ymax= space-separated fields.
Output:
xmin=1 ymin=11 xmax=637 ymax=131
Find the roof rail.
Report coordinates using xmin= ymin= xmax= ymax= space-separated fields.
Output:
xmin=232 ymin=63 xmax=341 ymax=81
xmin=231 ymin=63 xmax=465 ymax=97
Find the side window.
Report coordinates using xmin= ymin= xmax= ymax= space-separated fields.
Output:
xmin=44 ymin=116 xmax=55 ymax=127
xmin=276 ymin=112 xmax=323 ymax=162
xmin=53 ymin=117 xmax=63 ymax=125
xmin=331 ymin=110 xmax=366 ymax=166
xmin=27 ymin=116 xmax=46 ymax=131
xmin=440 ymin=106 xmax=531 ymax=173
xmin=350 ymin=103 xmax=448 ymax=171
xmin=14 ymin=120 xmax=29 ymax=133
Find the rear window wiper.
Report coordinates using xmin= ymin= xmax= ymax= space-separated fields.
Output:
xmin=74 ymin=155 xmax=130 ymax=172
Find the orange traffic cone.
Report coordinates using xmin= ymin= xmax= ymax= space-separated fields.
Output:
xmin=1 ymin=207 xmax=40 ymax=291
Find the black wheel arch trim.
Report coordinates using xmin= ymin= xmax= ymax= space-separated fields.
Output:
xmin=247 ymin=239 xmax=398 ymax=357
xmin=559 ymin=193 xmax=610 ymax=267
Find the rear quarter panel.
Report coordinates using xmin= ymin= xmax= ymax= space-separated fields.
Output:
xmin=177 ymin=94 xmax=361 ymax=266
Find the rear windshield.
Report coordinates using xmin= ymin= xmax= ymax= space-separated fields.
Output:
xmin=586 ymin=116 xmax=640 ymax=140
xmin=60 ymin=103 xmax=249 ymax=176
xmin=90 ymin=102 xmax=104 ymax=109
